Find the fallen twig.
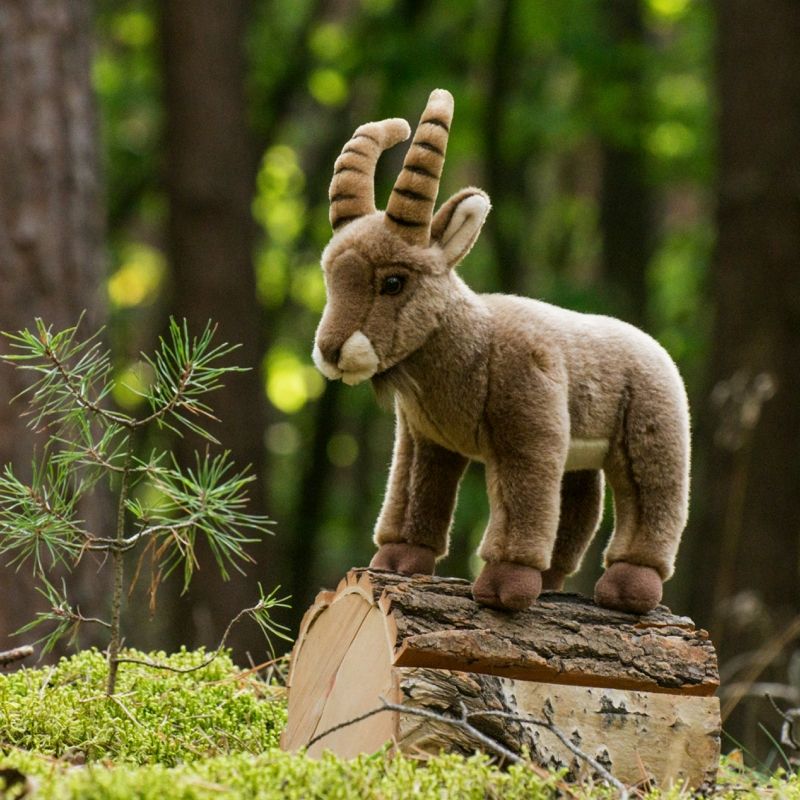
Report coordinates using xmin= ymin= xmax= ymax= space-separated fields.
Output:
xmin=113 ymin=600 xmax=267 ymax=675
xmin=0 ymin=645 xmax=34 ymax=667
xmin=468 ymin=707 xmax=629 ymax=799
xmin=767 ymin=693 xmax=800 ymax=751
xmin=719 ymin=681 xmax=800 ymax=704
xmin=307 ymin=696 xmax=628 ymax=799
xmin=225 ymin=654 xmax=290 ymax=683
xmin=307 ymin=697 xmax=521 ymax=762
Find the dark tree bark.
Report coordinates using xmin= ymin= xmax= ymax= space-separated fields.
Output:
xmin=160 ymin=0 xmax=271 ymax=658
xmin=483 ymin=0 xmax=531 ymax=296
xmin=0 ymin=0 xmax=106 ymax=644
xmin=284 ymin=381 xmax=341 ymax=634
xmin=689 ymin=0 xmax=800 ymax=701
xmin=597 ymin=0 xmax=654 ymax=327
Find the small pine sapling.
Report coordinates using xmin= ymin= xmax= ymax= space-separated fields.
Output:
xmin=0 ymin=317 xmax=286 ymax=694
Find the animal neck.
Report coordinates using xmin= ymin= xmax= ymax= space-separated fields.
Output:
xmin=432 ymin=276 xmax=489 ymax=351
xmin=392 ymin=277 xmax=492 ymax=399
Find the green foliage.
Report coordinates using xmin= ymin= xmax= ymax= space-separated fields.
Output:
xmin=129 ymin=451 xmax=262 ymax=588
xmin=93 ymin=0 xmax=161 ymax=234
xmin=3 ymin=750 xmax=799 ymax=800
xmin=0 ymin=318 xmax=281 ymax=689
xmin=0 ymin=649 xmax=285 ymax=766
xmin=0 ymin=649 xmax=557 ymax=799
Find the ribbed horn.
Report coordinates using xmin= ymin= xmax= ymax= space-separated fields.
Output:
xmin=385 ymin=89 xmax=454 ymax=244
xmin=329 ymin=118 xmax=411 ymax=231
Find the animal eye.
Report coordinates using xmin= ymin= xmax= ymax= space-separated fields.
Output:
xmin=380 ymin=275 xmax=406 ymax=296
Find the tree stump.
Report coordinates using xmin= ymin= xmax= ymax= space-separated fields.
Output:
xmin=282 ymin=569 xmax=721 ymax=788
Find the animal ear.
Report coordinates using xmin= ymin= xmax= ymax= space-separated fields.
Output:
xmin=430 ymin=188 xmax=491 ymax=269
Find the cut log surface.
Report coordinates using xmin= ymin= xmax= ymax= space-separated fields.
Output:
xmin=282 ymin=568 xmax=721 ymax=788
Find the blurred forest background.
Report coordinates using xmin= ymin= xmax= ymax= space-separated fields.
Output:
xmin=1 ymin=0 xmax=799 ymax=758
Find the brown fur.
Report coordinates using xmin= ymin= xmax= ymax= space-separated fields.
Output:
xmin=313 ymin=90 xmax=690 ymax=614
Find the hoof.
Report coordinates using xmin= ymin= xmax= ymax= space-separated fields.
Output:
xmin=541 ymin=567 xmax=567 ymax=591
xmin=594 ymin=562 xmax=662 ymax=614
xmin=369 ymin=542 xmax=436 ymax=576
xmin=473 ymin=561 xmax=542 ymax=611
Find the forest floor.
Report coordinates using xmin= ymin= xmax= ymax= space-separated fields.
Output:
xmin=0 ymin=649 xmax=796 ymax=799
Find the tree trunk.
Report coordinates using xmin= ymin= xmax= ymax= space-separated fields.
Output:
xmin=688 ymin=0 xmax=800 ymax=754
xmin=0 ymin=0 xmax=106 ymax=644
xmin=285 ymin=381 xmax=341 ymax=634
xmin=483 ymin=0 xmax=531 ymax=296
xmin=691 ymin=0 xmax=800 ymax=637
xmin=597 ymin=0 xmax=654 ymax=327
xmin=160 ymin=0 xmax=270 ymax=658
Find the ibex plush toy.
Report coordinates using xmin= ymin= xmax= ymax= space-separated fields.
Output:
xmin=312 ymin=89 xmax=690 ymax=614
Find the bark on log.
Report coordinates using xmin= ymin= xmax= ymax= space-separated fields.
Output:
xmin=283 ymin=569 xmax=721 ymax=788
xmin=350 ymin=569 xmax=717 ymax=695
xmin=396 ymin=668 xmax=720 ymax=788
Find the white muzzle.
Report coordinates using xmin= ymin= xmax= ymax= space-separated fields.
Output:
xmin=312 ymin=330 xmax=379 ymax=386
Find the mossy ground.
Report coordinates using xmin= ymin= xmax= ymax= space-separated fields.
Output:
xmin=0 ymin=649 xmax=797 ymax=799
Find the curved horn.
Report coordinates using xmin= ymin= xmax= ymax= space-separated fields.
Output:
xmin=329 ymin=118 xmax=411 ymax=231
xmin=385 ymin=89 xmax=454 ymax=244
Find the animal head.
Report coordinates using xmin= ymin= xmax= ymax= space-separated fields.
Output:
xmin=312 ymin=89 xmax=491 ymax=386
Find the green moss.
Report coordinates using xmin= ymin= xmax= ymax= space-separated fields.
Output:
xmin=6 ymin=749 xmax=799 ymax=800
xmin=0 ymin=648 xmax=285 ymax=766
xmin=1 ymin=749 xmax=564 ymax=800
xmin=2 ymin=651 xmax=799 ymax=799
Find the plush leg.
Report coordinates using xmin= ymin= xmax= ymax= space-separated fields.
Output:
xmin=372 ymin=409 xmax=468 ymax=575
xmin=594 ymin=562 xmax=663 ymax=613
xmin=475 ymin=444 xmax=561 ymax=609
xmin=542 ymin=470 xmax=605 ymax=590
xmin=473 ymin=562 xmax=542 ymax=610
xmin=597 ymin=376 xmax=690 ymax=614
xmin=370 ymin=542 xmax=437 ymax=574
xmin=475 ymin=360 xmax=569 ymax=610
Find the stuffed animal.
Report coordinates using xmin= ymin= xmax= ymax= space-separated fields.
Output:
xmin=312 ymin=89 xmax=690 ymax=614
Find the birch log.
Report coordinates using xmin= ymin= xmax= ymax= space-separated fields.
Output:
xmin=282 ymin=569 xmax=721 ymax=788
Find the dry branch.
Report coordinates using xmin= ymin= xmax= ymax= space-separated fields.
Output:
xmin=0 ymin=646 xmax=33 ymax=667
xmin=308 ymin=697 xmax=629 ymax=798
